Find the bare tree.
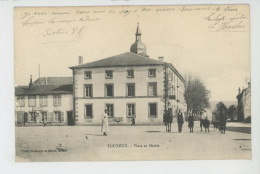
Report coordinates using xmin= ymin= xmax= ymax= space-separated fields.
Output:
xmin=184 ymin=74 xmax=210 ymax=117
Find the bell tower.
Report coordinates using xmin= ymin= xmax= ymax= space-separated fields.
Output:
xmin=130 ymin=23 xmax=148 ymax=57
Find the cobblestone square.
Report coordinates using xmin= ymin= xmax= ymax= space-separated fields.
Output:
xmin=16 ymin=121 xmax=251 ymax=161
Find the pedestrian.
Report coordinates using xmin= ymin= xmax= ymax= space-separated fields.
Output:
xmin=167 ymin=108 xmax=173 ymax=132
xmin=188 ymin=113 xmax=194 ymax=133
xmin=200 ymin=111 xmax=205 ymax=132
xmin=177 ymin=110 xmax=184 ymax=133
xmin=101 ymin=109 xmax=109 ymax=136
xmin=219 ymin=109 xmax=227 ymax=134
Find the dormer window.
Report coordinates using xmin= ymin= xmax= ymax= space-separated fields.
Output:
xmin=105 ymin=70 xmax=113 ymax=79
xmin=148 ymin=69 xmax=156 ymax=77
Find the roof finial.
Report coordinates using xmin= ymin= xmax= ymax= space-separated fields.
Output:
xmin=136 ymin=23 xmax=141 ymax=36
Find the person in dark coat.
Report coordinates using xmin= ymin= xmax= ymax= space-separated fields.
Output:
xmin=177 ymin=111 xmax=184 ymax=133
xmin=163 ymin=110 xmax=168 ymax=126
xmin=188 ymin=113 xmax=194 ymax=133
xmin=167 ymin=108 xmax=173 ymax=132
xmin=219 ymin=109 xmax=227 ymax=134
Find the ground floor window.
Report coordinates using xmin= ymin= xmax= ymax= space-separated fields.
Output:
xmin=54 ymin=111 xmax=63 ymax=122
xmin=106 ymin=104 xmax=114 ymax=117
xmin=29 ymin=112 xmax=36 ymax=122
xmin=41 ymin=112 xmax=47 ymax=122
xmin=149 ymin=103 xmax=157 ymax=118
xmin=85 ymin=104 xmax=93 ymax=118
xmin=127 ymin=104 xmax=135 ymax=117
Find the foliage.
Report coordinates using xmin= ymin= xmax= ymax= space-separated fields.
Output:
xmin=184 ymin=74 xmax=211 ymax=116
xmin=227 ymin=105 xmax=237 ymax=121
xmin=212 ymin=102 xmax=227 ymax=121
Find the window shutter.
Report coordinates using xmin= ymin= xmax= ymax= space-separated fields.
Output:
xmin=61 ymin=112 xmax=64 ymax=122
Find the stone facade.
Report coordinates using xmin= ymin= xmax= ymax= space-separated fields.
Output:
xmin=237 ymin=82 xmax=251 ymax=121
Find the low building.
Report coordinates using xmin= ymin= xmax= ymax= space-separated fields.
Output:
xmin=15 ymin=76 xmax=74 ymax=126
xmin=69 ymin=24 xmax=186 ymax=125
xmin=237 ymin=82 xmax=251 ymax=122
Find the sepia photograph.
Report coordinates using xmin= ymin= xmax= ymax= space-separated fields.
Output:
xmin=14 ymin=4 xmax=251 ymax=162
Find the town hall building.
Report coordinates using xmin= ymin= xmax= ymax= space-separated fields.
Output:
xmin=69 ymin=24 xmax=186 ymax=125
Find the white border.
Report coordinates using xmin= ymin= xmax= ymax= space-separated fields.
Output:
xmin=0 ymin=0 xmax=259 ymax=174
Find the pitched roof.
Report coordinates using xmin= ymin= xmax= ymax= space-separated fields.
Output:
xmin=70 ymin=52 xmax=185 ymax=82
xmin=33 ymin=77 xmax=73 ymax=86
xmin=70 ymin=52 xmax=164 ymax=69
xmin=15 ymin=84 xmax=73 ymax=96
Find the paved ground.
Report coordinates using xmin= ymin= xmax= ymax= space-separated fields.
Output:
xmin=15 ymin=121 xmax=251 ymax=162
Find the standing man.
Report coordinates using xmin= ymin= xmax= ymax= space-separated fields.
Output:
xmin=188 ymin=113 xmax=194 ymax=133
xmin=177 ymin=110 xmax=184 ymax=133
xmin=200 ymin=111 xmax=205 ymax=132
xmin=219 ymin=109 xmax=227 ymax=134
xmin=101 ymin=109 xmax=109 ymax=136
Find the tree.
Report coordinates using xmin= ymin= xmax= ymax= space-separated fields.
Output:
xmin=227 ymin=105 xmax=237 ymax=121
xmin=213 ymin=102 xmax=227 ymax=121
xmin=184 ymin=74 xmax=211 ymax=117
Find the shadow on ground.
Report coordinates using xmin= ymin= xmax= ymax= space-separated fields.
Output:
xmin=227 ymin=127 xmax=251 ymax=134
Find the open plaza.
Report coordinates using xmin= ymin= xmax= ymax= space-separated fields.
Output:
xmin=16 ymin=121 xmax=251 ymax=161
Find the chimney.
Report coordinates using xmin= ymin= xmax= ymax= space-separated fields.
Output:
xmin=248 ymin=82 xmax=251 ymax=88
xmin=78 ymin=56 xmax=83 ymax=65
xmin=29 ymin=75 xmax=33 ymax=89
xmin=238 ymin=87 xmax=241 ymax=94
xmin=158 ymin=56 xmax=164 ymax=62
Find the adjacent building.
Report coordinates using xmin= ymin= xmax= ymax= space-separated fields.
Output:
xmin=237 ymin=82 xmax=251 ymax=122
xmin=69 ymin=24 xmax=186 ymax=125
xmin=15 ymin=76 xmax=74 ymax=126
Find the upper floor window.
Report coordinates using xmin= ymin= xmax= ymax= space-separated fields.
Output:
xmin=105 ymin=70 xmax=113 ymax=79
xmin=84 ymin=84 xmax=93 ymax=98
xmin=148 ymin=82 xmax=157 ymax=96
xmin=127 ymin=83 xmax=135 ymax=97
xmin=17 ymin=96 xmax=25 ymax=107
xmin=84 ymin=71 xmax=92 ymax=79
xmin=28 ymin=95 xmax=36 ymax=107
xmin=148 ymin=69 xmax=156 ymax=77
xmin=53 ymin=94 xmax=61 ymax=106
xmin=39 ymin=95 xmax=48 ymax=107
xmin=127 ymin=69 xmax=134 ymax=78
xmin=105 ymin=84 xmax=114 ymax=97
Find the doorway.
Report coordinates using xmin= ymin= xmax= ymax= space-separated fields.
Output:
xmin=67 ymin=111 xmax=74 ymax=126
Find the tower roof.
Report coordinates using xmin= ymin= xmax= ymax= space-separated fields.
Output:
xmin=136 ymin=23 xmax=141 ymax=35
xmin=130 ymin=23 xmax=148 ymax=56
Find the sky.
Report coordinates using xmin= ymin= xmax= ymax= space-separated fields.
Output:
xmin=14 ymin=5 xmax=250 ymax=101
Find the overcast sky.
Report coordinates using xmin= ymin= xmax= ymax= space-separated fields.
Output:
xmin=15 ymin=5 xmax=250 ymax=101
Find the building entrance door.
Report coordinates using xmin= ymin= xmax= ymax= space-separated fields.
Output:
xmin=67 ymin=111 xmax=74 ymax=126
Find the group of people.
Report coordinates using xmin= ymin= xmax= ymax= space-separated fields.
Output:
xmin=163 ymin=109 xmax=184 ymax=133
xmin=101 ymin=109 xmax=228 ymax=136
xmin=164 ymin=109 xmax=228 ymax=134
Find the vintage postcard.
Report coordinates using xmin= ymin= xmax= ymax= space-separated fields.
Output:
xmin=14 ymin=5 xmax=250 ymax=162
